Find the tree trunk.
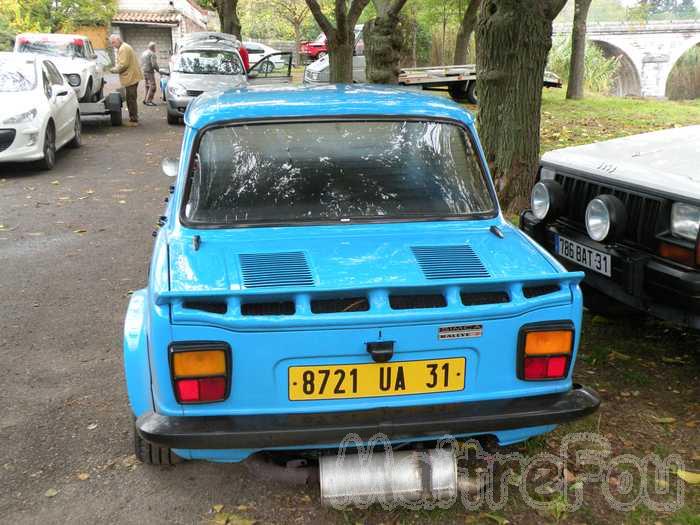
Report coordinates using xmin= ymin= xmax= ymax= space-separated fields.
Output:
xmin=566 ymin=0 xmax=592 ymax=100
xmin=293 ymin=24 xmax=302 ymax=66
xmin=364 ymin=13 xmax=404 ymax=83
xmin=453 ymin=0 xmax=480 ymax=65
xmin=476 ymin=0 xmax=566 ymax=211
xmin=328 ymin=40 xmax=355 ymax=83
xmin=411 ymin=11 xmax=418 ymax=67
xmin=217 ymin=0 xmax=241 ymax=40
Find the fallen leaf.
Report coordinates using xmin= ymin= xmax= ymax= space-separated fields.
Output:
xmin=212 ymin=504 xmax=224 ymax=513
xmin=676 ymin=469 xmax=700 ymax=484
xmin=118 ymin=200 xmax=126 ymax=204
xmin=44 ymin=488 xmax=58 ymax=497
xmin=650 ymin=416 xmax=677 ymax=424
xmin=609 ymin=351 xmax=631 ymax=361
xmin=73 ymin=229 xmax=87 ymax=234
xmin=50 ymin=180 xmax=60 ymax=185
xmin=77 ymin=472 xmax=90 ymax=481
xmin=480 ymin=513 xmax=510 ymax=525
xmin=87 ymin=423 xmax=98 ymax=430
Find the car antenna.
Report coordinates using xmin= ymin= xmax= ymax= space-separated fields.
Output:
xmin=193 ymin=235 xmax=201 ymax=251
xmin=489 ymin=225 xmax=504 ymax=239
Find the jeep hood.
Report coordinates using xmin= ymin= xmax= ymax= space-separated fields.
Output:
xmin=165 ymin=222 xmax=572 ymax=296
xmin=44 ymin=55 xmax=90 ymax=75
xmin=542 ymin=125 xmax=700 ymax=201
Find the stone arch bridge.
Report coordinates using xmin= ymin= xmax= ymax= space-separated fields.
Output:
xmin=553 ymin=21 xmax=700 ymax=97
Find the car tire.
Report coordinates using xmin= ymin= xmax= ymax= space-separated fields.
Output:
xmin=110 ymin=109 xmax=123 ymax=127
xmin=465 ymin=81 xmax=478 ymax=104
xmin=94 ymin=82 xmax=104 ymax=102
xmin=448 ymin=81 xmax=478 ymax=104
xmin=68 ymin=112 xmax=82 ymax=148
xmin=134 ymin=424 xmax=182 ymax=466
xmin=36 ymin=122 xmax=56 ymax=171
xmin=80 ymin=78 xmax=93 ymax=103
xmin=260 ymin=60 xmax=274 ymax=74
xmin=167 ymin=112 xmax=179 ymax=125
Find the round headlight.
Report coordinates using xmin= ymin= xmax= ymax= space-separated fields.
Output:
xmin=531 ymin=182 xmax=550 ymax=220
xmin=66 ymin=74 xmax=81 ymax=87
xmin=530 ymin=180 xmax=564 ymax=221
xmin=585 ymin=194 xmax=627 ymax=242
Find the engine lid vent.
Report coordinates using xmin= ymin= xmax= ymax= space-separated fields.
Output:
xmin=411 ymin=245 xmax=489 ymax=280
xmin=239 ymin=251 xmax=314 ymax=289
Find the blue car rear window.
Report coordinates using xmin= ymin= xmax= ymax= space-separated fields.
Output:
xmin=183 ymin=120 xmax=495 ymax=226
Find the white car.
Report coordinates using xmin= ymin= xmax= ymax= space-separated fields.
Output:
xmin=14 ymin=33 xmax=106 ymax=102
xmin=243 ymin=41 xmax=285 ymax=72
xmin=0 ymin=52 xmax=81 ymax=170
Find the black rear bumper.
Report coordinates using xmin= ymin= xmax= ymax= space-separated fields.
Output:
xmin=136 ymin=385 xmax=600 ymax=450
xmin=520 ymin=210 xmax=700 ymax=329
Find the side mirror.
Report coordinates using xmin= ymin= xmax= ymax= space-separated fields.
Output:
xmin=161 ymin=157 xmax=179 ymax=177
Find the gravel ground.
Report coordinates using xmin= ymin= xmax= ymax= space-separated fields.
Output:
xmin=1 ymin=80 xmax=697 ymax=525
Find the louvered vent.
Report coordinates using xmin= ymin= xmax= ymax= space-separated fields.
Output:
xmin=411 ymin=245 xmax=489 ymax=280
xmin=239 ymin=252 xmax=314 ymax=288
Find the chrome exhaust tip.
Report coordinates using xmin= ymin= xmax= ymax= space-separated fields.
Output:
xmin=319 ymin=448 xmax=457 ymax=507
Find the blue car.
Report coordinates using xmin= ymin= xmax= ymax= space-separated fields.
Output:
xmin=124 ymin=85 xmax=599 ymax=483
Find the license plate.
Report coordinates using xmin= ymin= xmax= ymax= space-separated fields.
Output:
xmin=556 ymin=235 xmax=611 ymax=277
xmin=288 ymin=357 xmax=465 ymax=401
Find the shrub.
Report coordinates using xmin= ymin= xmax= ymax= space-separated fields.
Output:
xmin=548 ymin=36 xmax=619 ymax=94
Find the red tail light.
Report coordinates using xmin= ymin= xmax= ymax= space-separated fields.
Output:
xmin=175 ymin=377 xmax=227 ymax=403
xmin=518 ymin=322 xmax=574 ymax=381
xmin=524 ymin=356 xmax=568 ymax=380
xmin=170 ymin=343 xmax=230 ymax=404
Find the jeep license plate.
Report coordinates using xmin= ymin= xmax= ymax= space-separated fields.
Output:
xmin=288 ymin=358 xmax=465 ymax=401
xmin=556 ymin=235 xmax=611 ymax=277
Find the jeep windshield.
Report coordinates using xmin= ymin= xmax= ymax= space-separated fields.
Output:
xmin=173 ymin=50 xmax=243 ymax=75
xmin=16 ymin=38 xmax=86 ymax=58
xmin=183 ymin=120 xmax=496 ymax=226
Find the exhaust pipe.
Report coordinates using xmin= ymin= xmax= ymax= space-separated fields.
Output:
xmin=319 ymin=448 xmax=457 ymax=507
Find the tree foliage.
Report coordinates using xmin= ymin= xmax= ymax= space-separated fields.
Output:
xmin=305 ymin=0 xmax=370 ymax=83
xmin=0 ymin=0 xmax=116 ymax=34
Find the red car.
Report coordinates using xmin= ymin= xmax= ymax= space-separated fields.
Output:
xmin=299 ymin=32 xmax=327 ymax=62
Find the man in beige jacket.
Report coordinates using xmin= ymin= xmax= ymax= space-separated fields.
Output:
xmin=110 ymin=35 xmax=143 ymax=126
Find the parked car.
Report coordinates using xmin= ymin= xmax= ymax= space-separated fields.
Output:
xmin=304 ymin=57 xmax=562 ymax=105
xmin=15 ymin=33 xmax=106 ymax=102
xmin=520 ymin=127 xmax=700 ymax=329
xmin=300 ymin=25 xmax=363 ymax=64
xmin=125 ymin=84 xmax=599 ymax=491
xmin=164 ymin=39 xmax=246 ymax=124
xmin=243 ymin=41 xmax=286 ymax=72
xmin=0 ymin=52 xmax=81 ymax=170
xmin=173 ymin=32 xmax=239 ymax=55
xmin=164 ymin=37 xmax=292 ymax=124
xmin=304 ymin=53 xmax=366 ymax=84
xmin=299 ymin=32 xmax=328 ymax=62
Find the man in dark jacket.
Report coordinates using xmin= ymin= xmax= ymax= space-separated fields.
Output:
xmin=141 ymin=42 xmax=160 ymax=106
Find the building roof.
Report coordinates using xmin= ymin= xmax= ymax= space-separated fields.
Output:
xmin=113 ymin=10 xmax=180 ymax=25
xmin=185 ymin=84 xmax=475 ymax=130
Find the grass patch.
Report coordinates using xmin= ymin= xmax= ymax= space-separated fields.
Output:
xmin=540 ymin=89 xmax=700 ymax=153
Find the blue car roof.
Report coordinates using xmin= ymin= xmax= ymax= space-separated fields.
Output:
xmin=184 ymin=84 xmax=475 ymax=129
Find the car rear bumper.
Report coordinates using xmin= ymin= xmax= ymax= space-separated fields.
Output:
xmin=520 ymin=210 xmax=700 ymax=328
xmin=136 ymin=384 xmax=600 ymax=450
